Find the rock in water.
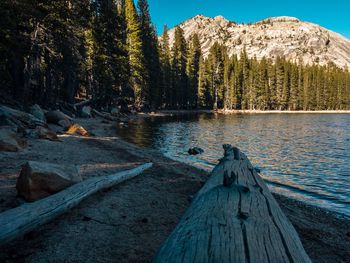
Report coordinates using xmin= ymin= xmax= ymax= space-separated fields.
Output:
xmin=81 ymin=106 xmax=92 ymax=118
xmin=16 ymin=161 xmax=82 ymax=201
xmin=30 ymin=104 xmax=46 ymax=123
xmin=0 ymin=127 xmax=27 ymax=152
xmin=188 ymin=147 xmax=204 ymax=155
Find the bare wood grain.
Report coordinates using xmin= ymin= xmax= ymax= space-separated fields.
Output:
xmin=153 ymin=145 xmax=311 ymax=263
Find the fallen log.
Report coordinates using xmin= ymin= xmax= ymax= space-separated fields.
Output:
xmin=0 ymin=162 xmax=152 ymax=246
xmin=153 ymin=145 xmax=311 ymax=263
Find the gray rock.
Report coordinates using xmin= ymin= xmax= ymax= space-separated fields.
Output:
xmin=16 ymin=161 xmax=82 ymax=202
xmin=30 ymin=104 xmax=46 ymax=123
xmin=0 ymin=126 xmax=27 ymax=152
xmin=45 ymin=110 xmax=72 ymax=126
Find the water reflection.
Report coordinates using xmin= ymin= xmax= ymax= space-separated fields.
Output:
xmin=116 ymin=113 xmax=350 ymax=216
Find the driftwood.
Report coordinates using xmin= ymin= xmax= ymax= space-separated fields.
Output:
xmin=153 ymin=145 xmax=311 ymax=263
xmin=0 ymin=162 xmax=152 ymax=246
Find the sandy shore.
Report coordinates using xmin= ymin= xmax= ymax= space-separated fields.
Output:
xmin=135 ymin=109 xmax=350 ymax=118
xmin=0 ymin=117 xmax=349 ymax=262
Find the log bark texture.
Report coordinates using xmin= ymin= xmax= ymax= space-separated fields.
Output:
xmin=0 ymin=162 xmax=152 ymax=246
xmin=153 ymin=145 xmax=311 ymax=263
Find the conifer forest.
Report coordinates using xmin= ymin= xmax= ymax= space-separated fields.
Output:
xmin=1 ymin=0 xmax=349 ymax=111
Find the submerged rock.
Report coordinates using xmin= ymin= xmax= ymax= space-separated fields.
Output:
xmin=188 ymin=147 xmax=204 ymax=155
xmin=16 ymin=161 xmax=82 ymax=201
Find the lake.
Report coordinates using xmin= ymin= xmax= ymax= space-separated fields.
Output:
xmin=116 ymin=113 xmax=350 ymax=217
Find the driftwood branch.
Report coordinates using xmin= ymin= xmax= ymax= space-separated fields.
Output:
xmin=0 ymin=162 xmax=152 ymax=246
xmin=153 ymin=145 xmax=311 ymax=263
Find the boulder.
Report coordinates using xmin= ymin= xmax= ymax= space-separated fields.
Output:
xmin=30 ymin=104 xmax=46 ymax=123
xmin=0 ymin=113 xmax=18 ymax=127
xmin=27 ymin=126 xmax=59 ymax=141
xmin=45 ymin=110 xmax=72 ymax=127
xmin=188 ymin=147 xmax=204 ymax=155
xmin=66 ymin=123 xmax=89 ymax=137
xmin=0 ymin=127 xmax=27 ymax=152
xmin=16 ymin=161 xmax=82 ymax=201
xmin=81 ymin=106 xmax=92 ymax=118
xmin=0 ymin=105 xmax=45 ymax=128
xmin=58 ymin=119 xmax=72 ymax=129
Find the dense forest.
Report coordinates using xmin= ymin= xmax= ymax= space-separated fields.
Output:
xmin=1 ymin=0 xmax=349 ymax=111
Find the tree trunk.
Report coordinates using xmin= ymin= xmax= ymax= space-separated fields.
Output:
xmin=153 ymin=145 xmax=311 ymax=263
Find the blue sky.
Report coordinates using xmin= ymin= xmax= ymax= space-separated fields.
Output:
xmin=146 ymin=0 xmax=350 ymax=39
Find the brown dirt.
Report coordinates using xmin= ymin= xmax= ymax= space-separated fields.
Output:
xmin=0 ymin=117 xmax=349 ymax=263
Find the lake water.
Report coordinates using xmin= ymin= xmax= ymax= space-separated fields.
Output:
xmin=116 ymin=113 xmax=350 ymax=217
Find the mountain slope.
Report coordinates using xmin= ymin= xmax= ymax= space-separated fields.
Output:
xmin=166 ymin=15 xmax=350 ymax=69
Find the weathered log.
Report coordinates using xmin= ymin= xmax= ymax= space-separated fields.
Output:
xmin=153 ymin=145 xmax=311 ymax=263
xmin=0 ymin=162 xmax=152 ymax=246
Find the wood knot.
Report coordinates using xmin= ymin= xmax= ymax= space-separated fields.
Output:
xmin=223 ymin=171 xmax=237 ymax=187
xmin=237 ymin=185 xmax=250 ymax=193
xmin=238 ymin=212 xmax=249 ymax=220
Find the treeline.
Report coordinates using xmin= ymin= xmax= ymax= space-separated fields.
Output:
xmin=1 ymin=1 xmax=349 ymax=111
xmin=196 ymin=44 xmax=350 ymax=110
xmin=0 ymin=0 xmax=159 ymax=110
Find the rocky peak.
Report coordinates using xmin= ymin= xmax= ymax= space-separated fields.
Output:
xmin=165 ymin=15 xmax=350 ymax=69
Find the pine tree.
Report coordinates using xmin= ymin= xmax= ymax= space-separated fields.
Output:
xmin=171 ymin=26 xmax=187 ymax=108
xmin=125 ymin=0 xmax=148 ymax=109
xmin=186 ymin=34 xmax=202 ymax=108
xmin=198 ymin=57 xmax=213 ymax=108
xmin=159 ymin=25 xmax=171 ymax=108
xmin=138 ymin=0 xmax=161 ymax=109
xmin=240 ymin=48 xmax=250 ymax=109
xmin=92 ymin=0 xmax=129 ymax=108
